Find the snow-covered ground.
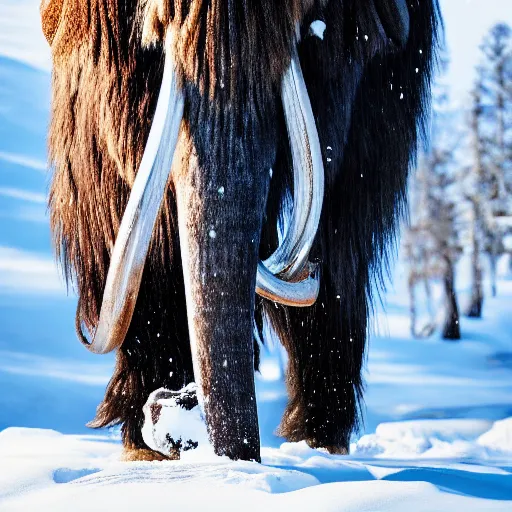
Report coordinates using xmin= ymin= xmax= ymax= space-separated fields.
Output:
xmin=1 ymin=285 xmax=512 ymax=511
xmin=1 ymin=1 xmax=511 ymax=510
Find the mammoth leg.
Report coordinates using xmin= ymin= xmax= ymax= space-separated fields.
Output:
xmin=173 ymin=127 xmax=270 ymax=462
xmin=261 ymin=198 xmax=367 ymax=454
xmin=89 ymin=196 xmax=195 ymax=459
xmin=272 ymin=268 xmax=367 ymax=454
xmin=258 ymin=52 xmax=368 ymax=452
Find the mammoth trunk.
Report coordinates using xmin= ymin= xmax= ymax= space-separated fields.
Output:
xmin=157 ymin=58 xmax=291 ymax=457
xmin=172 ymin=120 xmax=271 ymax=462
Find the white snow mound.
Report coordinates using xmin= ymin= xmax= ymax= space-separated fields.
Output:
xmin=478 ymin=417 xmax=512 ymax=454
xmin=142 ymin=384 xmax=213 ymax=460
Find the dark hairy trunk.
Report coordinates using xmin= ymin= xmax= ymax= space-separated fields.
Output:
xmin=173 ymin=156 xmax=268 ymax=461
xmin=173 ymin=166 xmax=266 ymax=461
xmin=170 ymin=80 xmax=277 ymax=461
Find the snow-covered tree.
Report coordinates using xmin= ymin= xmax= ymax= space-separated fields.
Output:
xmin=405 ymin=65 xmax=462 ymax=341
xmin=465 ymin=80 xmax=486 ymax=317
xmin=466 ymin=23 xmax=512 ymax=304
xmin=404 ymin=165 xmax=437 ymax=339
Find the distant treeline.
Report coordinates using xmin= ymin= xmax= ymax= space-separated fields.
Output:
xmin=405 ymin=23 xmax=512 ymax=340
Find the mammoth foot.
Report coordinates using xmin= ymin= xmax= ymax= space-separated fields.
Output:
xmin=305 ymin=440 xmax=349 ymax=456
xmin=141 ymin=384 xmax=210 ymax=460
xmin=121 ymin=446 xmax=174 ymax=462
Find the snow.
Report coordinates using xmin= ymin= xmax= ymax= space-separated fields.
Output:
xmin=353 ymin=419 xmax=496 ymax=459
xmin=141 ymin=384 xmax=212 ymax=459
xmin=0 ymin=2 xmax=511 ymax=510
xmin=1 ymin=426 xmax=511 ymax=510
xmin=309 ymin=20 xmax=326 ymax=41
xmin=478 ymin=418 xmax=512 ymax=454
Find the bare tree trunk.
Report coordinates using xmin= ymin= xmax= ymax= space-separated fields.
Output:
xmin=466 ymin=83 xmax=485 ymax=318
xmin=466 ymin=203 xmax=484 ymax=318
xmin=424 ymin=276 xmax=435 ymax=327
xmin=442 ymin=256 xmax=461 ymax=340
xmin=489 ymin=240 xmax=498 ymax=298
xmin=408 ymin=274 xmax=418 ymax=338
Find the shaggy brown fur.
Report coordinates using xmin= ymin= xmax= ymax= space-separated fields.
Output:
xmin=43 ymin=0 xmax=323 ymax=455
xmin=45 ymin=0 xmax=192 ymax=455
xmin=141 ymin=0 xmax=320 ymax=99
xmin=121 ymin=446 xmax=175 ymax=461
xmin=44 ymin=0 xmax=89 ymax=57
xmin=40 ymin=0 xmax=64 ymax=45
xmin=47 ymin=0 xmax=164 ymax=341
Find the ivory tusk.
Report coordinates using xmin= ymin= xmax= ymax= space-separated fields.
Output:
xmin=262 ymin=50 xmax=324 ymax=282
xmin=85 ymin=35 xmax=184 ymax=354
xmin=255 ymin=50 xmax=324 ymax=306
xmin=256 ymin=262 xmax=320 ymax=307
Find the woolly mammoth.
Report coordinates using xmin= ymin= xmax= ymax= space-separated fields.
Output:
xmin=41 ymin=0 xmax=439 ymax=462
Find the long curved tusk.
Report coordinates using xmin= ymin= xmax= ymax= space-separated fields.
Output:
xmin=255 ymin=50 xmax=324 ymax=306
xmin=89 ymin=41 xmax=322 ymax=352
xmin=262 ymin=50 xmax=324 ymax=282
xmin=85 ymin=36 xmax=184 ymax=354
